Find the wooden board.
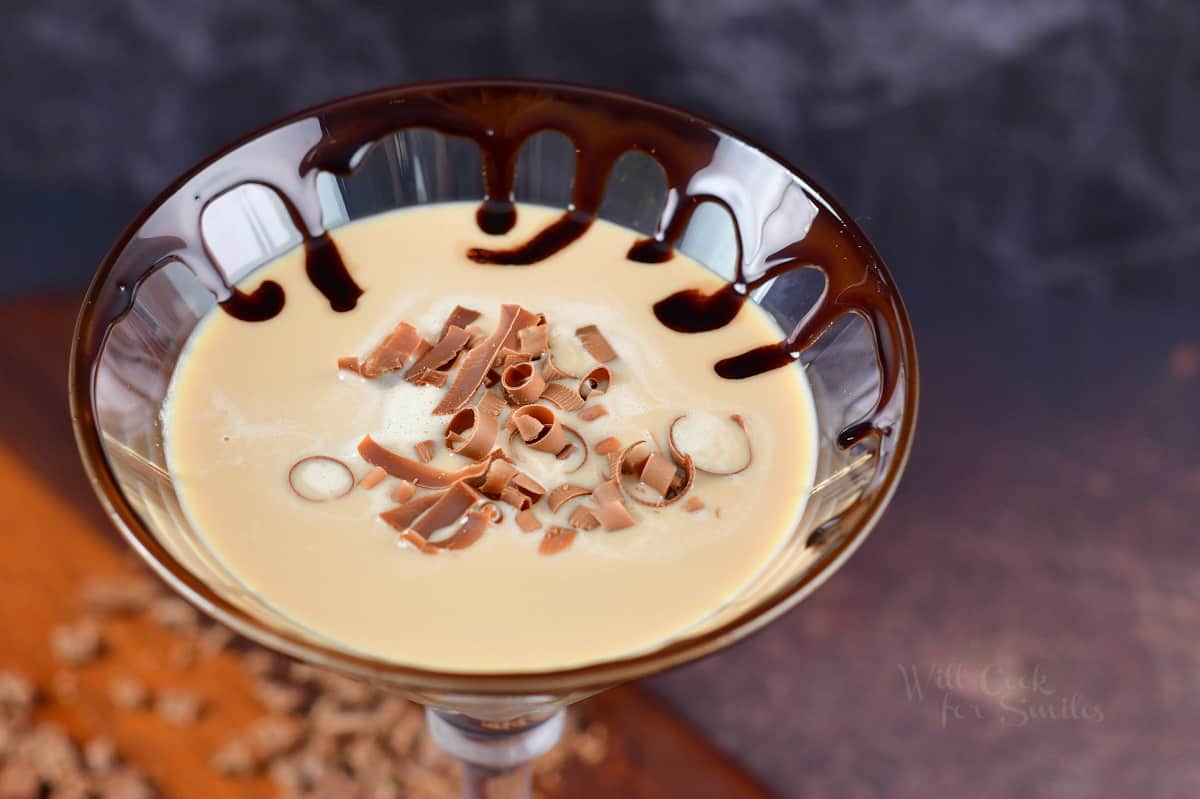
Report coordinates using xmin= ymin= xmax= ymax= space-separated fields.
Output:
xmin=0 ymin=295 xmax=773 ymax=798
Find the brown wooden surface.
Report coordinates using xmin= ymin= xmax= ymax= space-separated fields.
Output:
xmin=0 ymin=295 xmax=774 ymax=798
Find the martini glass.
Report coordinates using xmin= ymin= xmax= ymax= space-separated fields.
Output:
xmin=69 ymin=81 xmax=917 ymax=798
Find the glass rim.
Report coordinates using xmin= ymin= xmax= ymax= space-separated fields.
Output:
xmin=68 ymin=79 xmax=919 ymax=694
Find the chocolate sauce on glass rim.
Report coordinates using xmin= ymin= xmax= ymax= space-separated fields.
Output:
xmin=76 ymin=81 xmax=908 ymax=451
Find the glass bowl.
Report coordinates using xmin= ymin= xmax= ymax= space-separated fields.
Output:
xmin=69 ymin=80 xmax=917 ymax=795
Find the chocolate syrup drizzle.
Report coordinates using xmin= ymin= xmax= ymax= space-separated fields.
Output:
xmin=81 ymin=83 xmax=908 ymax=449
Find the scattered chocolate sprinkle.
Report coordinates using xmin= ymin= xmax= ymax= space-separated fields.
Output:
xmin=434 ymin=304 xmax=524 ymax=415
xmin=546 ymin=484 xmax=591 ymax=512
xmin=388 ymin=480 xmax=416 ymax=503
xmin=539 ymin=526 xmax=578 ymax=556
xmin=515 ymin=508 xmax=542 ymax=532
xmin=410 ymin=441 xmax=435 ymax=465
xmin=359 ymin=436 xmax=490 ymax=488
xmin=578 ymin=404 xmax=609 ymax=421
xmin=510 ymin=405 xmax=567 ymax=453
xmin=337 ymin=356 xmax=364 ymax=375
xmin=361 ymin=321 xmax=422 ymax=378
xmin=443 ymin=407 xmax=499 ymax=462
xmin=108 ymin=676 xmax=149 ymax=711
xmin=155 ymin=690 xmax=203 ymax=726
xmin=438 ymin=305 xmax=481 ymax=339
xmin=541 ymin=352 xmax=576 ymax=382
xmin=359 ymin=466 xmax=388 ymax=489
xmin=591 ymin=480 xmax=636 ymax=532
xmin=379 ymin=493 xmax=443 ymax=532
xmin=476 ymin=391 xmax=506 ymax=417
xmin=575 ymin=324 xmax=618 ymax=363
xmin=668 ymin=413 xmax=753 ymax=476
xmin=540 ymin=382 xmax=586 ymax=412
xmin=578 ymin=365 xmax=612 ymax=400
xmin=500 ymin=362 xmax=546 ymax=406
xmin=50 ymin=619 xmax=103 ymax=666
xmin=594 ymin=436 xmax=621 ymax=455
xmin=288 ymin=455 xmax=355 ymax=503
xmin=568 ymin=505 xmax=602 ymax=532
xmin=405 ymin=325 xmax=471 ymax=382
xmin=517 ymin=322 xmax=549 ymax=355
xmin=684 ymin=496 xmax=706 ymax=513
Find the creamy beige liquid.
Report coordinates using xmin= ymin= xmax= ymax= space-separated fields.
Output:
xmin=164 ymin=203 xmax=818 ymax=672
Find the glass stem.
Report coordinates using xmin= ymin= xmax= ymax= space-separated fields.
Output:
xmin=426 ymin=707 xmax=566 ymax=799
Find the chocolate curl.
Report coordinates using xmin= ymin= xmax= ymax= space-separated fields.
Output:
xmin=539 ymin=526 xmax=578 ymax=556
xmin=510 ymin=405 xmax=567 ymax=454
xmin=398 ymin=530 xmax=428 ymax=550
xmin=476 ymin=459 xmax=520 ymax=497
xmin=410 ymin=369 xmax=448 ymax=388
xmin=518 ymin=322 xmax=550 ymax=355
xmin=411 ymin=482 xmax=485 ymax=537
xmin=558 ymin=425 xmax=589 ymax=473
xmin=359 ymin=466 xmax=387 ymax=490
xmin=439 ymin=305 xmax=481 ymax=340
xmin=502 ymin=308 xmax=543 ymax=351
xmin=495 ymin=348 xmax=534 ymax=370
xmin=575 ymin=324 xmax=618 ymax=363
xmin=434 ymin=509 xmax=491 ymax=551
xmin=413 ymin=440 xmax=436 ymax=463
xmin=435 ymin=304 xmax=524 ymax=415
xmin=362 ymin=321 xmax=422 ymax=377
xmin=541 ymin=383 xmax=585 ymax=412
xmin=594 ymin=436 xmax=621 ymax=455
xmin=590 ymin=480 xmax=635 ymax=531
xmin=499 ymin=485 xmax=532 ymax=511
xmin=337 ymin=356 xmax=364 ymax=375
xmin=667 ymin=414 xmax=753 ymax=476
xmin=287 ymin=456 xmax=354 ymax=503
xmin=464 ymin=324 xmax=487 ymax=348
xmin=546 ymin=484 xmax=590 ymax=512
xmin=639 ymin=453 xmax=677 ymax=497
xmin=616 ymin=440 xmax=697 ymax=508
xmin=476 ymin=391 xmax=506 ymax=418
xmin=578 ymin=404 xmax=609 ymax=422
xmin=444 ymin=407 xmax=499 ymax=461
xmin=511 ymin=472 xmax=547 ymax=503
xmin=359 ymin=435 xmax=490 ymax=488
xmin=568 ymin=505 xmax=601 ymax=531
xmin=379 ymin=493 xmax=443 ymax=531
xmin=515 ymin=508 xmax=542 ymax=532
xmin=578 ymin=366 xmax=612 ymax=400
xmin=501 ymin=362 xmax=546 ymax=406
xmin=405 ymin=325 xmax=471 ymax=382
xmin=541 ymin=353 xmax=576 ymax=382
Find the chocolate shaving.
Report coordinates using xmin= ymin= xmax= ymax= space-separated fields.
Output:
xmin=435 ymin=304 xmax=523 ymax=414
xmin=502 ymin=308 xmax=543 ymax=351
xmin=359 ymin=466 xmax=387 ymax=490
xmin=578 ymin=366 xmax=612 ymax=400
xmin=410 ymin=368 xmax=448 ymax=388
xmin=511 ymin=472 xmax=547 ymax=503
xmin=389 ymin=480 xmax=416 ymax=503
xmin=541 ymin=353 xmax=576 ymax=382
xmin=499 ymin=485 xmax=532 ymax=510
xmin=546 ymin=484 xmax=591 ymax=512
xmin=361 ymin=322 xmax=422 ymax=377
xmin=411 ymin=482 xmax=484 ymax=537
xmin=443 ymin=407 xmax=499 ymax=461
xmin=287 ymin=456 xmax=354 ymax=503
xmin=501 ymin=362 xmax=546 ymax=406
xmin=578 ymin=404 xmax=609 ymax=421
xmin=464 ymin=324 xmax=487 ymax=348
xmin=379 ymin=493 xmax=442 ymax=531
xmin=518 ymin=322 xmax=550 ymax=355
xmin=406 ymin=325 xmax=471 ymax=382
xmin=359 ymin=435 xmax=490 ymax=488
xmin=337 ymin=356 xmax=363 ymax=375
xmin=640 ymin=453 xmax=677 ymax=497
xmin=476 ymin=391 xmax=506 ymax=417
xmin=667 ymin=414 xmax=754 ymax=476
xmin=557 ymin=443 xmax=576 ymax=460
xmin=575 ymin=324 xmax=618 ymax=363
xmin=475 ymin=458 xmax=520 ymax=497
xmin=439 ymin=305 xmax=481 ymax=339
xmin=510 ymin=405 xmax=566 ymax=453
xmin=515 ymin=508 xmax=542 ymax=532
xmin=495 ymin=348 xmax=534 ymax=370
xmin=413 ymin=440 xmax=436 ymax=463
xmin=539 ymin=526 xmax=578 ymax=556
xmin=568 ymin=505 xmax=602 ymax=531
xmin=432 ymin=508 xmax=491 ymax=551
xmin=398 ymin=529 xmax=427 ymax=550
xmin=559 ymin=425 xmax=590 ymax=473
xmin=591 ymin=480 xmax=636 ymax=531
xmin=595 ymin=436 xmax=621 ymax=455
xmin=683 ymin=496 xmax=706 ymax=513
xmin=616 ymin=440 xmax=697 ymax=507
xmin=541 ymin=382 xmax=586 ymax=412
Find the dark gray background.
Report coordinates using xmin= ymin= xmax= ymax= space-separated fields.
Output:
xmin=7 ymin=2 xmax=1199 ymax=797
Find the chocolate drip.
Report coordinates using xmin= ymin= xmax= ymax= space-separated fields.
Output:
xmin=82 ymin=82 xmax=908 ymax=450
